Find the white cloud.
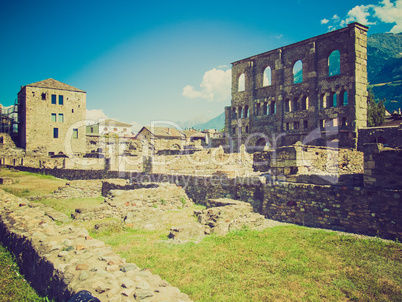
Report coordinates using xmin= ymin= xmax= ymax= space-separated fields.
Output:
xmin=86 ymin=109 xmax=107 ymax=125
xmin=344 ymin=4 xmax=376 ymax=26
xmin=374 ymin=0 xmax=402 ymax=33
xmin=182 ymin=67 xmax=231 ymax=102
xmin=321 ymin=0 xmax=402 ymax=33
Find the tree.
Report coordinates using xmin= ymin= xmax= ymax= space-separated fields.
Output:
xmin=367 ymin=90 xmax=385 ymax=127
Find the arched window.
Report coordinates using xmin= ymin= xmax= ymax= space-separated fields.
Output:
xmin=301 ymin=96 xmax=309 ymax=110
xmin=238 ymin=73 xmax=245 ymax=92
xmin=263 ymin=66 xmax=272 ymax=86
xmin=343 ymin=91 xmax=348 ymax=106
xmin=320 ymin=94 xmax=326 ymax=109
xmin=270 ymin=101 xmax=276 ymax=115
xmin=328 ymin=50 xmax=340 ymax=76
xmin=244 ymin=106 xmax=249 ymax=118
xmin=292 ymin=98 xmax=298 ymax=112
xmin=284 ymin=99 xmax=291 ymax=113
xmin=293 ymin=60 xmax=303 ymax=84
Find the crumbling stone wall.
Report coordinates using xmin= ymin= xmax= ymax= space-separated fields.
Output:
xmin=225 ymin=22 xmax=368 ymax=149
xmin=363 ymin=143 xmax=402 ymax=189
xmin=253 ymin=144 xmax=363 ymax=185
xmin=0 ymin=189 xmax=192 ymax=302
xmin=358 ymin=124 xmax=402 ymax=150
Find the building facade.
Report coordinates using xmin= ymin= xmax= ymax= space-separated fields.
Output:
xmin=225 ymin=22 xmax=368 ymax=150
xmin=18 ymin=78 xmax=86 ymax=156
xmin=86 ymin=119 xmax=133 ymax=137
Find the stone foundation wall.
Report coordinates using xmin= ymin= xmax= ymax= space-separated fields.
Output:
xmin=0 ymin=189 xmax=192 ymax=302
xmin=4 ymin=167 xmax=402 ymax=241
xmin=363 ymin=144 xmax=402 ymax=189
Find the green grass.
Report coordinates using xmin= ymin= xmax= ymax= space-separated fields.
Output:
xmin=0 ymin=168 xmax=66 ymax=197
xmin=0 ymin=244 xmax=50 ymax=302
xmin=91 ymin=225 xmax=402 ymax=302
xmin=2 ymin=168 xmax=401 ymax=301
xmin=36 ymin=197 xmax=105 ymax=216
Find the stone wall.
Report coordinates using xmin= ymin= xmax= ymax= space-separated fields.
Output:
xmin=363 ymin=144 xmax=402 ymax=189
xmin=358 ymin=124 xmax=402 ymax=150
xmin=226 ymin=22 xmax=368 ymax=149
xmin=0 ymin=189 xmax=192 ymax=302
xmin=97 ymin=174 xmax=402 ymax=241
xmin=18 ymin=81 xmax=86 ymax=155
xmin=253 ymin=144 xmax=363 ymax=185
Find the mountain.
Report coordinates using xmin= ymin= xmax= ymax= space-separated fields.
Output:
xmin=175 ymin=115 xmax=209 ymax=129
xmin=367 ymin=32 xmax=402 ymax=112
xmin=192 ymin=112 xmax=225 ymax=131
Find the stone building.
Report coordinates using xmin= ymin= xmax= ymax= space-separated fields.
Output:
xmin=86 ymin=119 xmax=133 ymax=137
xmin=17 ymin=78 xmax=86 ymax=156
xmin=136 ymin=126 xmax=185 ymax=152
xmin=225 ymin=22 xmax=368 ymax=150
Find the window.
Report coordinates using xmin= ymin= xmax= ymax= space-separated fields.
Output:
xmin=294 ymin=122 xmax=300 ymax=129
xmin=328 ymin=50 xmax=341 ymax=76
xmin=58 ymin=113 xmax=64 ymax=122
xmin=51 ymin=94 xmax=56 ymax=104
xmin=333 ymin=118 xmax=338 ymax=127
xmin=238 ymin=73 xmax=245 ymax=91
xmin=232 ymin=127 xmax=236 ymax=134
xmin=292 ymin=98 xmax=298 ymax=112
xmin=303 ymin=120 xmax=308 ymax=129
xmin=285 ymin=123 xmax=290 ymax=131
xmin=332 ymin=93 xmax=337 ymax=107
xmin=72 ymin=109 xmax=74 ymax=113
xmin=301 ymin=96 xmax=308 ymax=110
xmin=320 ymin=119 xmax=325 ymax=128
xmin=245 ymin=126 xmax=249 ymax=133
xmin=73 ymin=129 xmax=78 ymax=139
xmin=284 ymin=99 xmax=291 ymax=113
xmin=320 ymin=94 xmax=326 ymax=109
xmin=293 ymin=60 xmax=303 ymax=84
xmin=343 ymin=91 xmax=348 ymax=106
xmin=90 ymin=127 xmax=94 ymax=133
xmin=48 ymin=152 xmax=55 ymax=156
xmin=342 ymin=117 xmax=348 ymax=127
xmin=244 ymin=106 xmax=249 ymax=118
xmin=41 ymin=93 xmax=46 ymax=100
xmin=59 ymin=95 xmax=64 ymax=105
xmin=53 ymin=128 xmax=59 ymax=138
xmin=270 ymin=101 xmax=276 ymax=115
xmin=51 ymin=113 xmax=56 ymax=122
xmin=263 ymin=66 xmax=272 ymax=86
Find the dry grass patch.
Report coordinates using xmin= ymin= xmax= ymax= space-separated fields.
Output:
xmin=0 ymin=168 xmax=66 ymax=197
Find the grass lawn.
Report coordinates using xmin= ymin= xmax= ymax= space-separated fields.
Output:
xmin=0 ymin=168 xmax=66 ymax=197
xmin=0 ymin=244 xmax=50 ymax=302
xmin=1 ymin=168 xmax=401 ymax=301
xmin=90 ymin=224 xmax=402 ymax=302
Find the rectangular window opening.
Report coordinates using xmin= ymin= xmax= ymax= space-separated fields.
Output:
xmin=53 ymin=128 xmax=59 ymax=138
xmin=51 ymin=94 xmax=56 ymax=104
xmin=51 ymin=113 xmax=56 ymax=122
xmin=73 ymin=129 xmax=78 ymax=139
xmin=58 ymin=113 xmax=64 ymax=123
xmin=59 ymin=95 xmax=64 ymax=105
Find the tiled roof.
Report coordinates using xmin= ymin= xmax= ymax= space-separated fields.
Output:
xmin=25 ymin=78 xmax=85 ymax=92
xmin=138 ymin=126 xmax=185 ymax=138
xmin=96 ymin=119 xmax=132 ymax=127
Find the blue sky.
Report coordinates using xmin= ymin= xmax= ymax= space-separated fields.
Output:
xmin=0 ymin=0 xmax=400 ymax=130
